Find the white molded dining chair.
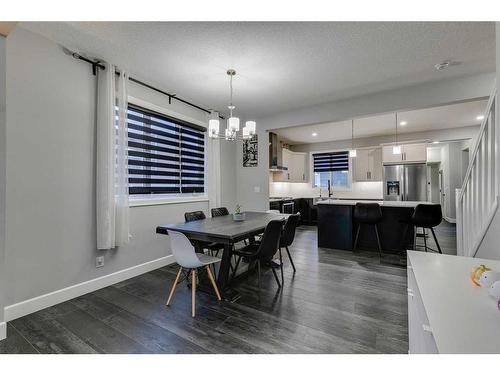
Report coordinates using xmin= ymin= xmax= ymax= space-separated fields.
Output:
xmin=166 ymin=230 xmax=222 ymax=317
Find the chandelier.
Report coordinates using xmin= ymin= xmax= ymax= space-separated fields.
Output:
xmin=208 ymin=69 xmax=256 ymax=140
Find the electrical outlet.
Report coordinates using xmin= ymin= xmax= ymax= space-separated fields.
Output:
xmin=96 ymin=256 xmax=104 ymax=268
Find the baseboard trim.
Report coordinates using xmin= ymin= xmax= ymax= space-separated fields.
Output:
xmin=4 ymin=255 xmax=175 ymax=322
xmin=0 ymin=322 xmax=6 ymax=340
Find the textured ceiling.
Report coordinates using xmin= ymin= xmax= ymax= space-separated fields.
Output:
xmin=273 ymin=99 xmax=488 ymax=144
xmin=22 ymin=22 xmax=495 ymax=119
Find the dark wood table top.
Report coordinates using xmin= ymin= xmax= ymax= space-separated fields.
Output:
xmin=156 ymin=211 xmax=289 ymax=243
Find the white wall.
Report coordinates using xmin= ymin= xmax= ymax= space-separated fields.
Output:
xmin=476 ymin=22 xmax=500 ymax=261
xmin=237 ymin=74 xmax=493 ymax=212
xmin=0 ymin=35 xmax=7 ymax=339
xmin=4 ymin=27 xmax=236 ymax=312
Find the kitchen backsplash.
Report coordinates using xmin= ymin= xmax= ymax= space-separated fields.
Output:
xmin=269 ymin=180 xmax=383 ymax=199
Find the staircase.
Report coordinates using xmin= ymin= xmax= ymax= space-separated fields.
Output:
xmin=456 ymin=83 xmax=498 ymax=257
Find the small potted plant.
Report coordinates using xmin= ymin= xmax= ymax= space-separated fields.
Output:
xmin=233 ymin=204 xmax=245 ymax=221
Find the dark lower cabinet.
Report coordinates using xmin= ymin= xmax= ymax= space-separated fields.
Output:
xmin=317 ymin=204 xmax=415 ymax=254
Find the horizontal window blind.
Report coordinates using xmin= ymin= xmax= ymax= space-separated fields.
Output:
xmin=313 ymin=151 xmax=349 ymax=172
xmin=126 ymin=104 xmax=206 ymax=195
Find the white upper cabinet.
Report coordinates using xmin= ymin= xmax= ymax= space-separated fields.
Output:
xmin=382 ymin=143 xmax=427 ymax=164
xmin=353 ymin=147 xmax=382 ymax=181
xmin=272 ymin=149 xmax=307 ymax=183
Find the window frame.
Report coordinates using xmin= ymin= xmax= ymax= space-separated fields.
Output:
xmin=309 ymin=149 xmax=353 ymax=191
xmin=127 ymin=96 xmax=209 ymax=206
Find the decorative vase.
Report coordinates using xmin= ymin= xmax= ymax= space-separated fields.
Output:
xmin=233 ymin=212 xmax=245 ymax=221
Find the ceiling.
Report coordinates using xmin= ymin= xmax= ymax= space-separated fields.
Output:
xmin=272 ymin=99 xmax=488 ymax=144
xmin=21 ymin=22 xmax=495 ymax=119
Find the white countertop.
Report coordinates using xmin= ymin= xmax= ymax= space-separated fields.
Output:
xmin=316 ymin=199 xmax=429 ymax=208
xmin=408 ymin=251 xmax=500 ymax=353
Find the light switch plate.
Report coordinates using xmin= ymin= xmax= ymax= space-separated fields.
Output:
xmin=96 ymin=256 xmax=104 ymax=268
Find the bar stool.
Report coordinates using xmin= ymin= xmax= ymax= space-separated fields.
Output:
xmin=402 ymin=204 xmax=443 ymax=254
xmin=353 ymin=203 xmax=383 ymax=257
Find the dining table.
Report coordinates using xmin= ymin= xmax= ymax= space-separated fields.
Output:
xmin=156 ymin=211 xmax=289 ymax=301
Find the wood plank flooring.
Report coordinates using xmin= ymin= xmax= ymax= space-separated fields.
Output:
xmin=0 ymin=223 xmax=454 ymax=354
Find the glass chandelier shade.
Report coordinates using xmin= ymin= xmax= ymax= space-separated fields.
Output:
xmin=228 ymin=116 xmax=240 ymax=132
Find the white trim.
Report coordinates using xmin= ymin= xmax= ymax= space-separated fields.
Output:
xmin=4 ymin=255 xmax=175 ymax=322
xmin=130 ymin=196 xmax=209 ymax=207
xmin=0 ymin=322 xmax=6 ymax=341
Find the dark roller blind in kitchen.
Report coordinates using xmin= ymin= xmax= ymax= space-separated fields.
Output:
xmin=126 ymin=104 xmax=206 ymax=195
xmin=313 ymin=151 xmax=349 ymax=172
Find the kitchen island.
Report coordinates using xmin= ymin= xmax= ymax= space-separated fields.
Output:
xmin=317 ymin=199 xmax=429 ymax=253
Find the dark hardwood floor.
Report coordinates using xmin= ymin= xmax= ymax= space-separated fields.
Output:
xmin=0 ymin=223 xmax=455 ymax=354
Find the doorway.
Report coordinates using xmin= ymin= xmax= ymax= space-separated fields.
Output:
xmin=427 ymin=163 xmax=441 ymax=204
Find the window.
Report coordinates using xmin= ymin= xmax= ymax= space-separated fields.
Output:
xmin=312 ymin=151 xmax=350 ymax=189
xmin=126 ymin=104 xmax=206 ymax=197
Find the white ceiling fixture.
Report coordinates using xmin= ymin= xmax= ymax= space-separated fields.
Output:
xmin=349 ymin=120 xmax=357 ymax=158
xmin=434 ymin=59 xmax=462 ymax=71
xmin=393 ymin=113 xmax=401 ymax=155
xmin=477 ymin=115 xmax=485 ymax=120
xmin=312 ymin=132 xmax=318 ymax=137
xmin=22 ymin=22 xmax=495 ymax=118
xmin=208 ymin=69 xmax=256 ymax=141
xmin=400 ymin=121 xmax=408 ymax=126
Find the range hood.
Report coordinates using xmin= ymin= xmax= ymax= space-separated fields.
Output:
xmin=269 ymin=132 xmax=288 ymax=172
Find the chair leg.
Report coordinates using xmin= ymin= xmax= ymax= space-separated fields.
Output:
xmin=257 ymin=260 xmax=261 ymax=293
xmin=430 ymin=227 xmax=443 ymax=254
xmin=271 ymin=267 xmax=282 ymax=289
xmin=191 ymin=269 xmax=196 ymax=318
xmin=413 ymin=226 xmax=417 ymax=250
xmin=231 ymin=255 xmax=242 ymax=282
xmin=206 ymin=266 xmax=222 ymax=301
xmin=285 ymin=246 xmax=296 ymax=273
xmin=278 ymin=248 xmax=284 ymax=286
xmin=422 ymin=228 xmax=428 ymax=252
xmin=353 ymin=224 xmax=361 ymax=251
xmin=166 ymin=266 xmax=183 ymax=306
xmin=374 ymin=224 xmax=383 ymax=258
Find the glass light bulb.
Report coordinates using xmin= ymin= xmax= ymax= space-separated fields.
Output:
xmin=393 ymin=145 xmax=402 ymax=155
xmin=228 ymin=117 xmax=240 ymax=132
xmin=208 ymin=119 xmax=219 ymax=138
xmin=245 ymin=121 xmax=256 ymax=135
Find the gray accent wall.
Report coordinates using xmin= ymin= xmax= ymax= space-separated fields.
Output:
xmin=4 ymin=27 xmax=237 ymax=308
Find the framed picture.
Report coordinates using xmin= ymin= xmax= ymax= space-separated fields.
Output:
xmin=243 ymin=135 xmax=258 ymax=167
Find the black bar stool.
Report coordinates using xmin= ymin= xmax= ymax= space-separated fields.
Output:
xmin=353 ymin=203 xmax=383 ymax=257
xmin=401 ymin=204 xmax=443 ymax=254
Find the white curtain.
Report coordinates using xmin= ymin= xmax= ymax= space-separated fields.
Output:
xmin=96 ymin=63 xmax=130 ymax=250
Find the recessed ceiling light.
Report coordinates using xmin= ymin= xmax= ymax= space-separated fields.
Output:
xmin=477 ymin=115 xmax=485 ymax=121
xmin=400 ymin=121 xmax=407 ymax=126
xmin=434 ymin=60 xmax=461 ymax=71
xmin=312 ymin=132 xmax=317 ymax=137
xmin=433 ymin=141 xmax=440 ymax=144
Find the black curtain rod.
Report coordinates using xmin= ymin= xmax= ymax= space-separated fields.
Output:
xmin=71 ymin=53 xmax=224 ymax=119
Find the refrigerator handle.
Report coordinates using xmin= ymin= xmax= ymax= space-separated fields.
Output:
xmin=404 ymin=166 xmax=409 ymax=201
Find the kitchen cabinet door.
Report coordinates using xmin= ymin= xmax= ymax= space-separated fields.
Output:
xmin=293 ymin=152 xmax=307 ymax=182
xmin=382 ymin=145 xmax=403 ymax=164
xmin=402 ymin=143 xmax=427 ymax=163
xmin=353 ymin=149 xmax=370 ymax=181
xmin=368 ymin=147 xmax=383 ymax=181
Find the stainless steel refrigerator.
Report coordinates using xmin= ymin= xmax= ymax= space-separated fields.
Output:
xmin=384 ymin=163 xmax=427 ymax=201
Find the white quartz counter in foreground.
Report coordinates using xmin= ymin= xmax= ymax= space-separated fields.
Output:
xmin=316 ymin=199 xmax=429 ymax=208
xmin=408 ymin=251 xmax=500 ymax=353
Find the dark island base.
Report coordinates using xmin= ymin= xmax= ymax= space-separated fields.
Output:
xmin=317 ymin=204 xmax=415 ymax=253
